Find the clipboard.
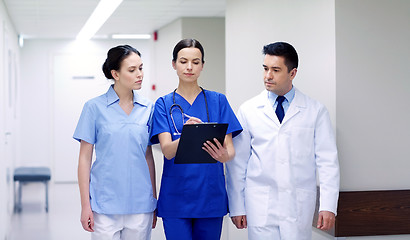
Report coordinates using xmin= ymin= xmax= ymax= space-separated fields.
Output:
xmin=174 ymin=123 xmax=228 ymax=164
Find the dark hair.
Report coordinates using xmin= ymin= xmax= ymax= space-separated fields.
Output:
xmin=172 ymin=38 xmax=205 ymax=63
xmin=102 ymin=45 xmax=141 ymax=79
xmin=263 ymin=42 xmax=298 ymax=72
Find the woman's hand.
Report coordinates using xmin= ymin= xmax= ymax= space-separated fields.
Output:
xmin=152 ymin=211 xmax=157 ymax=229
xmin=202 ymin=138 xmax=230 ymax=163
xmin=185 ymin=116 xmax=202 ymax=125
xmin=80 ymin=206 xmax=94 ymax=232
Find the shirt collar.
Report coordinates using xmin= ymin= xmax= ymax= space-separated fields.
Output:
xmin=106 ymin=85 xmax=149 ymax=107
xmin=268 ymin=86 xmax=295 ymax=104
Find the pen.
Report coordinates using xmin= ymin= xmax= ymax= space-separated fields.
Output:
xmin=183 ymin=113 xmax=193 ymax=119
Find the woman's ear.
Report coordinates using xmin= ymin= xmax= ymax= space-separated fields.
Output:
xmin=111 ymin=69 xmax=119 ymax=81
xmin=172 ymin=60 xmax=176 ymax=70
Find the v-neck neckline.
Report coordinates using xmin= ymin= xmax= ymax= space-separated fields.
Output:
xmin=174 ymin=91 xmax=203 ymax=107
xmin=116 ymin=101 xmax=134 ymax=117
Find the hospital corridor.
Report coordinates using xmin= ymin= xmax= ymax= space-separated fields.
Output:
xmin=1 ymin=0 xmax=410 ymax=240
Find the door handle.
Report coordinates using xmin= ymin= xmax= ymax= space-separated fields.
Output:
xmin=5 ymin=132 xmax=11 ymax=144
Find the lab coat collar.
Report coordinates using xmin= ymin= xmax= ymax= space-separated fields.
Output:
xmin=284 ymin=88 xmax=307 ymax=124
xmin=257 ymin=88 xmax=307 ymax=125
xmin=106 ymin=84 xmax=149 ymax=107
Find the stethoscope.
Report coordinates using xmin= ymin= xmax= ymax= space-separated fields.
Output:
xmin=170 ymin=87 xmax=210 ymax=135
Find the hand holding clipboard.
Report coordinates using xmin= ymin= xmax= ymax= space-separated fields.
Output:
xmin=174 ymin=123 xmax=228 ymax=164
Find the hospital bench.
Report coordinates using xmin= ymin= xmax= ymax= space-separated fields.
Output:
xmin=13 ymin=167 xmax=51 ymax=212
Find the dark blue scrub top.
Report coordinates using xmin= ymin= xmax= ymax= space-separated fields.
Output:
xmin=150 ymin=89 xmax=242 ymax=218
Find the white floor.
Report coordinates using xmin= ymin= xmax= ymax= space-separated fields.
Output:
xmin=8 ymin=182 xmax=166 ymax=240
xmin=9 ymin=183 xmax=409 ymax=240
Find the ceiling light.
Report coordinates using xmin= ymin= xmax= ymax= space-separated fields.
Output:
xmin=18 ymin=34 xmax=24 ymax=47
xmin=76 ymin=0 xmax=123 ymax=41
xmin=111 ymin=34 xmax=151 ymax=39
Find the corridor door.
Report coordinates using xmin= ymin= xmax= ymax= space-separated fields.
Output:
xmin=1 ymin=27 xmax=18 ymax=238
xmin=52 ymin=53 xmax=109 ymax=182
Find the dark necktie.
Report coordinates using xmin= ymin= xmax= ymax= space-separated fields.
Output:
xmin=275 ymin=96 xmax=286 ymax=123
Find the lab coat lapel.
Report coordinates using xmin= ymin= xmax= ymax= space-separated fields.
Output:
xmin=282 ymin=88 xmax=305 ymax=124
xmin=258 ymin=91 xmax=281 ymax=126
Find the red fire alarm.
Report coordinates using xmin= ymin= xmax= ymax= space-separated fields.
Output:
xmin=152 ymin=84 xmax=156 ymax=91
xmin=153 ymin=31 xmax=158 ymax=41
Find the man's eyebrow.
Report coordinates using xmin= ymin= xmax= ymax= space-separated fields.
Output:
xmin=263 ymin=64 xmax=281 ymax=69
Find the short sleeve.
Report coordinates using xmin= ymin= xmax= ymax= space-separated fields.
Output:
xmin=150 ymin=97 xmax=170 ymax=144
xmin=218 ymin=94 xmax=242 ymax=138
xmin=73 ymin=101 xmax=96 ymax=144
xmin=146 ymin=103 xmax=155 ymax=146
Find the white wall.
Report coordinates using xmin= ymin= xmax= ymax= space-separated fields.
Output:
xmin=151 ymin=19 xmax=182 ymax=100
xmin=1 ymin=1 xmax=20 ymax=238
xmin=182 ymin=17 xmax=226 ymax=94
xmin=336 ymin=0 xmax=410 ymax=191
xmin=335 ymin=0 xmax=410 ymax=238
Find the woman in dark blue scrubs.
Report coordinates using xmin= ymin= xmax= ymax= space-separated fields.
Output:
xmin=150 ymin=39 xmax=242 ymax=240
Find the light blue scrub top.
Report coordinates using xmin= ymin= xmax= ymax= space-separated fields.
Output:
xmin=73 ymin=85 xmax=157 ymax=214
xmin=150 ymin=89 xmax=242 ymax=218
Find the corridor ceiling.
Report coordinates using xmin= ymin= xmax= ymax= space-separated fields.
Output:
xmin=3 ymin=0 xmax=225 ymax=39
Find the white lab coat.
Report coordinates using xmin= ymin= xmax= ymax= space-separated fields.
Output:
xmin=226 ymin=88 xmax=339 ymax=240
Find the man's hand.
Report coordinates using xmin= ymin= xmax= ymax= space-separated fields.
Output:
xmin=317 ymin=211 xmax=335 ymax=230
xmin=231 ymin=215 xmax=247 ymax=229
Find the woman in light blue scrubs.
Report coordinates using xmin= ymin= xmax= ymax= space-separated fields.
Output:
xmin=74 ymin=45 xmax=157 ymax=240
xmin=150 ymin=39 xmax=242 ymax=240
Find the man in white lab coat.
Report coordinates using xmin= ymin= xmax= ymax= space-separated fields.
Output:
xmin=226 ymin=42 xmax=340 ymax=240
